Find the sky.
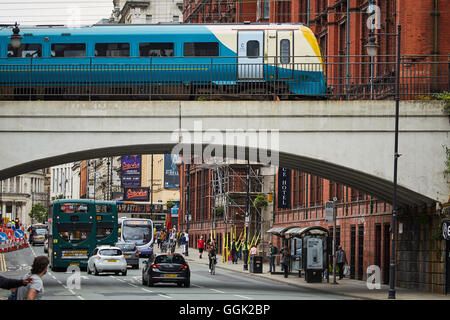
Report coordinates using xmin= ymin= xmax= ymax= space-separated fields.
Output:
xmin=0 ymin=0 xmax=114 ymax=26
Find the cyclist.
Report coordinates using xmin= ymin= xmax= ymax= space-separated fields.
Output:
xmin=208 ymin=243 xmax=217 ymax=274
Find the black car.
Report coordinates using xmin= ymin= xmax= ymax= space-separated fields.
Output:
xmin=142 ymin=253 xmax=190 ymax=287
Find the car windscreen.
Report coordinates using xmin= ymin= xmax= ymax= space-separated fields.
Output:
xmin=116 ymin=244 xmax=136 ymax=251
xmin=155 ymin=255 xmax=185 ymax=264
xmin=35 ymin=229 xmax=47 ymax=235
xmin=99 ymin=249 xmax=122 ymax=256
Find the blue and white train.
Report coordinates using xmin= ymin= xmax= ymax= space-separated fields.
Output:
xmin=0 ymin=23 xmax=326 ymax=99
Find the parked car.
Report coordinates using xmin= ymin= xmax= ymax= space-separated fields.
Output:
xmin=30 ymin=228 xmax=47 ymax=246
xmin=87 ymin=246 xmax=127 ymax=276
xmin=115 ymin=242 xmax=139 ymax=269
xmin=44 ymin=238 xmax=48 ymax=253
xmin=142 ymin=253 xmax=190 ymax=287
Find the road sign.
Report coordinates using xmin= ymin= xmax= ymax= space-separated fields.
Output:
xmin=443 ymin=221 xmax=450 ymax=240
xmin=325 ymin=201 xmax=334 ymax=222
xmin=0 ymin=232 xmax=7 ymax=242
xmin=14 ymin=229 xmax=24 ymax=239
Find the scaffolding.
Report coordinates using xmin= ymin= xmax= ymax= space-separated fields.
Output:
xmin=199 ymin=159 xmax=265 ymax=247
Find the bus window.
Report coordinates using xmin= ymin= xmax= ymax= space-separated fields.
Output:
xmin=57 ymin=222 xmax=92 ymax=243
xmin=95 ymin=43 xmax=130 ymax=57
xmin=59 ymin=203 xmax=89 ymax=214
xmin=96 ymin=222 xmax=114 ymax=239
xmin=184 ymin=42 xmax=219 ymax=57
xmin=122 ymin=220 xmax=152 ymax=244
xmin=95 ymin=204 xmax=112 ymax=214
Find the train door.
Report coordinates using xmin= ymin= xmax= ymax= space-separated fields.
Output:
xmin=276 ymin=30 xmax=294 ymax=79
xmin=238 ymin=31 xmax=264 ymax=80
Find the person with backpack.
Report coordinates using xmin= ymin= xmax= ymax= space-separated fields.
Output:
xmin=268 ymin=242 xmax=278 ymax=273
xmin=14 ymin=256 xmax=49 ymax=300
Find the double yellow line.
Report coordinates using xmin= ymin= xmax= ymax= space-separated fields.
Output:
xmin=0 ymin=254 xmax=6 ymax=272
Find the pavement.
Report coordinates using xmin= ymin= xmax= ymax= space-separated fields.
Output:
xmin=167 ymin=245 xmax=450 ymax=300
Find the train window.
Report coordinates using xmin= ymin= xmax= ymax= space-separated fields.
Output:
xmin=184 ymin=42 xmax=219 ymax=57
xmin=139 ymin=43 xmax=174 ymax=57
xmin=51 ymin=43 xmax=86 ymax=57
xmin=95 ymin=43 xmax=130 ymax=57
xmin=246 ymin=40 xmax=259 ymax=58
xmin=280 ymin=39 xmax=290 ymax=64
xmin=7 ymin=43 xmax=42 ymax=58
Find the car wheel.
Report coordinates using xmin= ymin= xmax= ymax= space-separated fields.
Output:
xmin=177 ymin=282 xmax=182 ymax=287
xmin=94 ymin=265 xmax=99 ymax=276
xmin=122 ymin=270 xmax=127 ymax=276
xmin=184 ymin=279 xmax=190 ymax=288
xmin=147 ymin=276 xmax=154 ymax=287
xmin=87 ymin=265 xmax=91 ymax=275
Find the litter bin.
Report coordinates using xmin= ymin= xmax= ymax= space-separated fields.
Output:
xmin=249 ymin=255 xmax=263 ymax=273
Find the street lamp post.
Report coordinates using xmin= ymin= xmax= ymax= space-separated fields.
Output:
xmin=366 ymin=24 xmax=401 ymax=300
xmin=9 ymin=22 xmax=22 ymax=57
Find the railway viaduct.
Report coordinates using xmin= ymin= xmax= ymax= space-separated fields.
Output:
xmin=0 ymin=99 xmax=448 ymax=209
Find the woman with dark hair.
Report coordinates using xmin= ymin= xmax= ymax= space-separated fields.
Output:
xmin=15 ymin=256 xmax=49 ymax=300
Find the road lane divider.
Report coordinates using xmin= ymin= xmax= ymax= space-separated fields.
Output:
xmin=0 ymin=254 xmax=6 ymax=272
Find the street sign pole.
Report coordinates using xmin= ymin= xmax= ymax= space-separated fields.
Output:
xmin=332 ymin=197 xmax=338 ymax=284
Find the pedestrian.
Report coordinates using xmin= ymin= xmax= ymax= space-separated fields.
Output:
xmin=230 ymin=239 xmax=238 ymax=264
xmin=180 ymin=232 xmax=187 ymax=255
xmin=281 ymin=247 xmax=291 ymax=278
xmin=0 ymin=275 xmax=32 ymax=290
xmin=336 ymin=245 xmax=348 ymax=280
xmin=268 ymin=242 xmax=278 ymax=273
xmin=15 ymin=255 xmax=49 ymax=300
xmin=197 ymin=235 xmax=205 ymax=259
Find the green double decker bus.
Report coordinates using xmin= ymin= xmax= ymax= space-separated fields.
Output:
xmin=48 ymin=199 xmax=118 ymax=271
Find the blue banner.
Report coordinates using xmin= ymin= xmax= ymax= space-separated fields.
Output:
xmin=164 ymin=154 xmax=180 ymax=189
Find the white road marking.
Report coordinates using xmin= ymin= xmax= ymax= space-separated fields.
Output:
xmin=77 ymin=295 xmax=85 ymax=300
xmin=191 ymin=284 xmax=203 ymax=288
xmin=141 ymin=288 xmax=153 ymax=293
xmin=158 ymin=294 xmax=172 ymax=299
xmin=210 ymin=289 xmax=225 ymax=294
xmin=128 ymin=283 xmax=137 ymax=288
xmin=234 ymin=294 xmax=252 ymax=300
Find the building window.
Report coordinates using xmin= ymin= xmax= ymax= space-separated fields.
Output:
xmin=95 ymin=43 xmax=130 ymax=57
xmin=7 ymin=43 xmax=42 ymax=58
xmin=184 ymin=42 xmax=219 ymax=57
xmin=51 ymin=43 xmax=86 ymax=57
xmin=146 ymin=15 xmax=152 ymax=23
xmin=139 ymin=43 xmax=174 ymax=57
xmin=280 ymin=39 xmax=290 ymax=63
xmin=173 ymin=15 xmax=179 ymax=22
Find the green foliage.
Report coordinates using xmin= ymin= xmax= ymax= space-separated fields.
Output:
xmin=166 ymin=201 xmax=175 ymax=209
xmin=253 ymin=194 xmax=269 ymax=209
xmin=416 ymin=92 xmax=450 ymax=115
xmin=29 ymin=203 xmax=48 ymax=223
xmin=215 ymin=205 xmax=224 ymax=216
xmin=51 ymin=194 xmax=64 ymax=201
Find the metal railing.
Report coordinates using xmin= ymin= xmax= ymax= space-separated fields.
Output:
xmin=0 ymin=55 xmax=448 ymax=100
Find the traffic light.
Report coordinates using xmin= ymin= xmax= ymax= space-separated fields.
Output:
xmin=15 ymin=218 xmax=19 ymax=229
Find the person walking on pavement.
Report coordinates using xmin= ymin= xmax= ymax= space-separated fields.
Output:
xmin=180 ymin=232 xmax=187 ymax=255
xmin=281 ymin=247 xmax=291 ymax=278
xmin=336 ymin=245 xmax=348 ymax=280
xmin=268 ymin=242 xmax=278 ymax=273
xmin=15 ymin=255 xmax=49 ymax=300
xmin=230 ymin=239 xmax=238 ymax=264
xmin=197 ymin=235 xmax=205 ymax=259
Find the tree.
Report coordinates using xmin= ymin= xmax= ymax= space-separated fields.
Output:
xmin=29 ymin=203 xmax=48 ymax=223
xmin=166 ymin=201 xmax=175 ymax=209
xmin=215 ymin=205 xmax=224 ymax=217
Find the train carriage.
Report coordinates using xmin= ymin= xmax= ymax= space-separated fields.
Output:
xmin=0 ymin=23 xmax=326 ymax=99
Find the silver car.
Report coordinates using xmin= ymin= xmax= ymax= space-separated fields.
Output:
xmin=87 ymin=246 xmax=127 ymax=276
xmin=115 ymin=242 xmax=139 ymax=269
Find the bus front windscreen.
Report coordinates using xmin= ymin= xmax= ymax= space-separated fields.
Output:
xmin=122 ymin=220 xmax=152 ymax=244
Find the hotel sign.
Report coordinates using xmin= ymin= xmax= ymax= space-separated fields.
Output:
xmin=277 ymin=167 xmax=291 ymax=209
